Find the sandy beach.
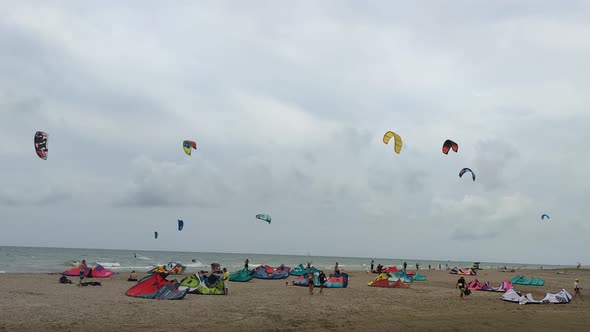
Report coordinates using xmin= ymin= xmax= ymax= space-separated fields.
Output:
xmin=0 ymin=269 xmax=588 ymax=331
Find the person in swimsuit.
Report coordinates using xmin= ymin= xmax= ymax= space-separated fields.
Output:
xmin=78 ymin=260 xmax=88 ymax=287
xmin=318 ymin=271 xmax=326 ymax=294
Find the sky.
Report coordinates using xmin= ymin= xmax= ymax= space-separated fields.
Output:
xmin=1 ymin=1 xmax=589 ymax=265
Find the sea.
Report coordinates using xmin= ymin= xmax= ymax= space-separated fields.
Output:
xmin=0 ymin=246 xmax=575 ymax=274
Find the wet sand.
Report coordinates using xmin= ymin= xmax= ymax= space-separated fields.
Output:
xmin=0 ymin=269 xmax=588 ymax=331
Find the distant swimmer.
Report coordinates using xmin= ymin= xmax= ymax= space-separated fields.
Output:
xmin=192 ymin=259 xmax=196 ymax=263
xmin=134 ymin=253 xmax=137 ymax=258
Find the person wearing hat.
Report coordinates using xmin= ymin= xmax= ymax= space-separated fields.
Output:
xmin=573 ymin=278 xmax=584 ymax=301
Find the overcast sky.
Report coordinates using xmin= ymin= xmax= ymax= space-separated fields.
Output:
xmin=1 ymin=1 xmax=589 ymax=265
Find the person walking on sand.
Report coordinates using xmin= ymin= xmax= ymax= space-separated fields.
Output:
xmin=573 ymin=278 xmax=584 ymax=301
xmin=223 ymin=268 xmax=230 ymax=295
xmin=319 ymin=271 xmax=326 ymax=294
xmin=78 ymin=260 xmax=88 ymax=287
xmin=308 ymin=273 xmax=314 ymax=295
xmin=456 ymin=275 xmax=467 ymax=299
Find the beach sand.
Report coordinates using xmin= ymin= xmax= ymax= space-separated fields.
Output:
xmin=0 ymin=269 xmax=588 ymax=331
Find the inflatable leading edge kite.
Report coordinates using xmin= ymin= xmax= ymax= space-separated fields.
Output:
xmin=34 ymin=131 xmax=48 ymax=160
xmin=383 ymin=131 xmax=402 ymax=154
xmin=183 ymin=140 xmax=197 ymax=156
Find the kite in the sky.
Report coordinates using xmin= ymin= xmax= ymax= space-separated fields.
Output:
xmin=541 ymin=214 xmax=550 ymax=220
xmin=256 ymin=214 xmax=271 ymax=224
xmin=459 ymin=168 xmax=475 ymax=181
xmin=183 ymin=140 xmax=197 ymax=156
xmin=383 ymin=131 xmax=402 ymax=154
xmin=178 ymin=220 xmax=184 ymax=231
xmin=154 ymin=231 xmax=158 ymax=239
xmin=34 ymin=131 xmax=48 ymax=160
xmin=442 ymin=139 xmax=458 ymax=154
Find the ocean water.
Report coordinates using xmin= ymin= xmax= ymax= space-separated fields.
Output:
xmin=0 ymin=246 xmax=574 ymax=274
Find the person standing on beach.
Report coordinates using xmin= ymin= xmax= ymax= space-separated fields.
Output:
xmin=318 ymin=271 xmax=326 ymax=294
xmin=308 ymin=273 xmax=314 ymax=295
xmin=244 ymin=258 xmax=249 ymax=270
xmin=222 ymin=268 xmax=230 ymax=295
xmin=573 ymin=278 xmax=584 ymax=301
xmin=456 ymin=276 xmax=466 ymax=299
xmin=334 ymin=262 xmax=340 ymax=274
xmin=78 ymin=260 xmax=88 ymax=287
xmin=403 ymin=261 xmax=407 ymax=272
xmin=370 ymin=260 xmax=374 ymax=273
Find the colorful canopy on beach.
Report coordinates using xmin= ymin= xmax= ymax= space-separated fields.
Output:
xmin=252 ymin=265 xmax=290 ymax=279
xmin=509 ymin=275 xmax=545 ymax=286
xmin=148 ymin=262 xmax=186 ymax=275
xmin=290 ymin=264 xmax=320 ymax=276
xmin=62 ymin=264 xmax=114 ymax=278
xmin=229 ymin=268 xmax=254 ymax=282
xmin=178 ymin=273 xmax=225 ymax=295
xmin=502 ymin=288 xmax=571 ymax=304
xmin=468 ymin=279 xmax=512 ymax=292
xmin=368 ymin=273 xmax=410 ymax=288
xmin=126 ymin=273 xmax=187 ymax=300
xmin=292 ymin=272 xmax=349 ymax=288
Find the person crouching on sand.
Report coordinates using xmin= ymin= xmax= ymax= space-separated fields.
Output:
xmin=128 ymin=271 xmax=138 ymax=281
xmin=308 ymin=273 xmax=314 ymax=295
xmin=456 ymin=276 xmax=466 ymax=299
xmin=574 ymin=278 xmax=584 ymax=301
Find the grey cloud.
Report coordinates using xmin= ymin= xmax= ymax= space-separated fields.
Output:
xmin=0 ymin=2 xmax=589 ymax=263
